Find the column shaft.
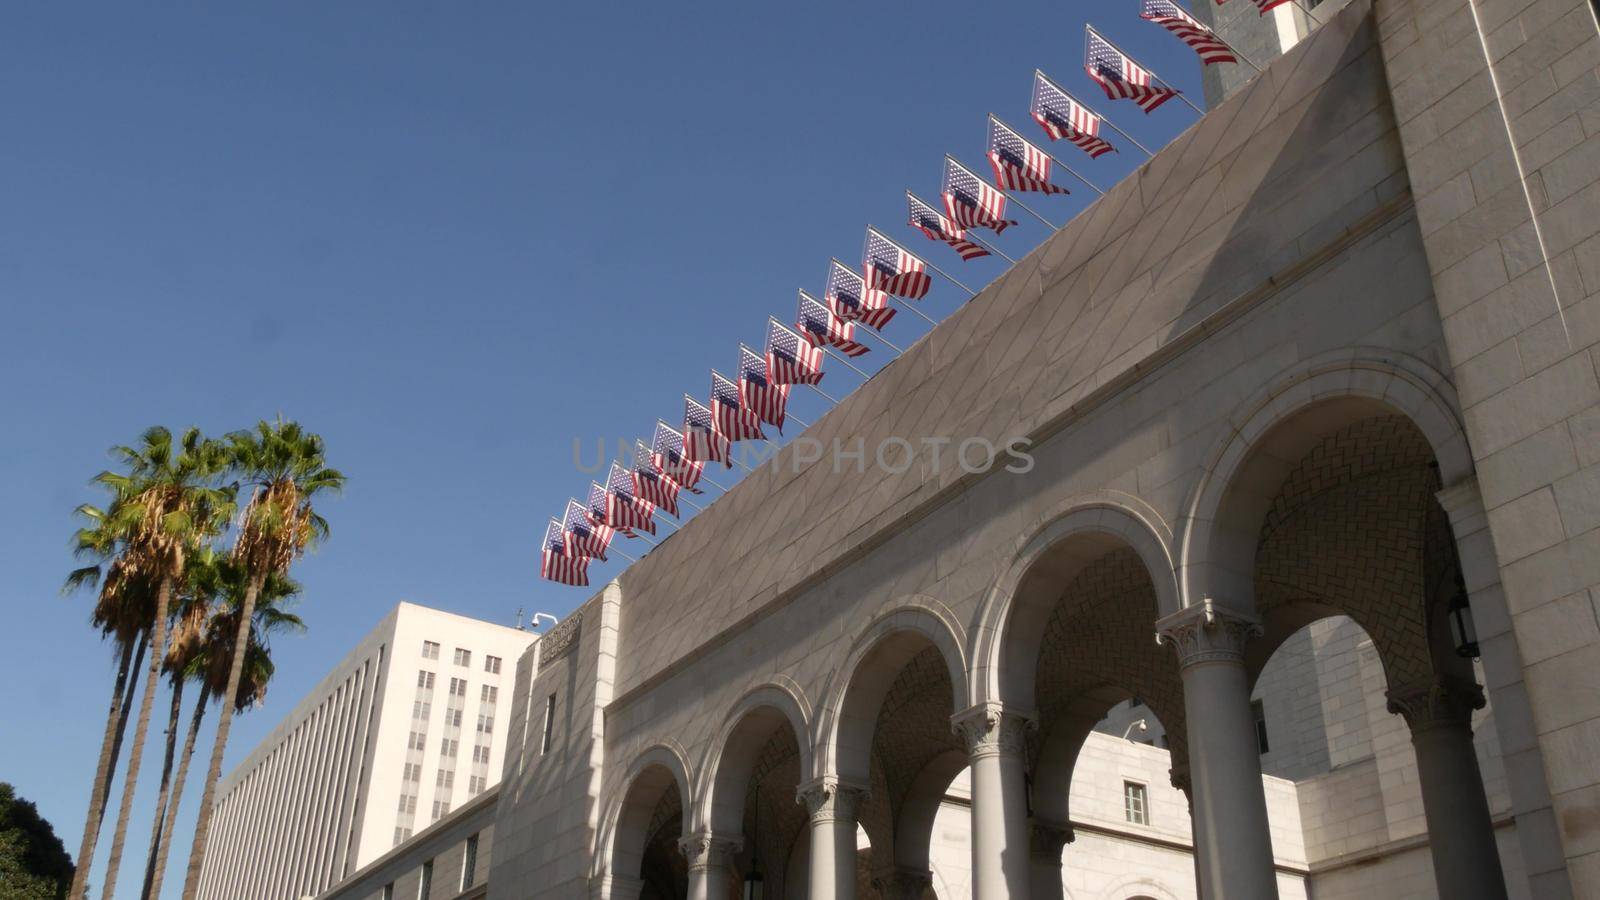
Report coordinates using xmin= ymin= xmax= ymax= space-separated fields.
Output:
xmin=798 ymin=778 xmax=865 ymax=900
xmin=954 ymin=704 xmax=1032 ymax=900
xmin=679 ymin=833 xmax=741 ymax=900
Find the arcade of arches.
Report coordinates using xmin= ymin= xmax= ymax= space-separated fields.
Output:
xmin=601 ymin=404 xmax=1517 ymax=900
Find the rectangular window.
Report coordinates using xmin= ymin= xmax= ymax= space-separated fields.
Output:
xmin=476 ymin=715 xmax=494 ymax=735
xmin=418 ymin=860 xmax=433 ymax=900
xmin=446 ymin=708 xmax=463 ymax=728
xmin=402 ymin=763 xmax=421 ymax=782
xmin=1253 ymin=699 xmax=1270 ymax=754
xmin=408 ymin=731 xmax=427 ymax=751
xmin=485 ymin=655 xmax=502 ymax=674
xmin=468 ymin=775 xmax=486 ymax=795
xmin=422 ymin=641 xmax=439 ymax=660
xmin=453 ymin=648 xmax=471 ymax=667
xmin=412 ymin=700 xmax=431 ymax=721
xmin=416 ymin=670 xmax=435 ymax=688
xmin=384 ymin=883 xmax=395 ymax=900
xmin=541 ymin=694 xmax=556 ymax=754
xmin=431 ymin=800 xmax=448 ymax=820
xmin=481 ymin=685 xmax=498 ymax=704
xmin=462 ymin=833 xmax=479 ymax=889
xmin=397 ymin=794 xmax=417 ymax=814
xmin=440 ymin=738 xmax=459 ymax=758
xmin=473 ymin=744 xmax=490 ymax=764
xmin=1123 ymin=781 xmax=1149 ymax=826
xmin=449 ymin=677 xmax=467 ymax=697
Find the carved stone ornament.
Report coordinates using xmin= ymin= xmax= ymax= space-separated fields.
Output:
xmin=676 ymin=832 xmax=743 ymax=870
xmin=1386 ymin=677 xmax=1485 ymax=733
xmin=1029 ymin=820 xmax=1075 ymax=859
xmin=795 ymin=777 xmax=868 ymax=824
xmin=950 ymin=703 xmax=1033 ymax=760
xmin=871 ymin=865 xmax=934 ymax=900
xmin=538 ymin=611 xmax=582 ymax=670
xmin=1154 ymin=598 xmax=1263 ymax=668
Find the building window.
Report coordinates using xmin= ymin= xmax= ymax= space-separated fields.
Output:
xmin=431 ymin=800 xmax=448 ymax=820
xmin=418 ymin=860 xmax=433 ymax=900
xmin=408 ymin=731 xmax=427 ymax=751
xmin=383 ymin=883 xmax=395 ymax=900
xmin=412 ymin=700 xmax=431 ymax=721
xmin=446 ymin=708 xmax=463 ymax=728
xmin=481 ymin=685 xmax=498 ymax=704
xmin=416 ymin=670 xmax=435 ymax=689
xmin=441 ymin=738 xmax=459 ymax=758
xmin=391 ymin=828 xmax=410 ymax=847
xmin=402 ymin=762 xmax=421 ymax=782
xmin=1124 ymin=781 xmax=1149 ymax=825
xmin=398 ymin=794 xmax=417 ymax=815
xmin=422 ymin=641 xmax=439 ymax=660
xmin=449 ymin=677 xmax=467 ymax=697
xmin=472 ymin=744 xmax=490 ymax=764
xmin=453 ymin=648 xmax=471 ymax=667
xmin=541 ymin=694 xmax=556 ymax=754
xmin=1129 ymin=696 xmax=1143 ymax=709
xmin=485 ymin=655 xmax=502 ymax=674
xmin=476 ymin=715 xmax=494 ymax=735
xmin=468 ymin=774 xmax=486 ymax=795
xmin=437 ymin=769 xmax=454 ymax=789
xmin=1253 ymin=699 xmax=1270 ymax=754
xmin=462 ymin=834 xmax=479 ymax=889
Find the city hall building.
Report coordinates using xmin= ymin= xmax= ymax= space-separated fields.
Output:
xmin=200 ymin=0 xmax=1600 ymax=895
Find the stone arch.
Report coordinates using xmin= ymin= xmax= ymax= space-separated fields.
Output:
xmin=814 ymin=597 xmax=969 ymax=785
xmin=970 ymin=492 xmax=1179 ymax=711
xmin=696 ymin=678 xmax=814 ymax=833
xmin=1178 ymin=349 xmax=1471 ymax=615
xmin=595 ymin=742 xmax=694 ymax=886
xmin=1097 ymin=877 xmax=1182 ymax=900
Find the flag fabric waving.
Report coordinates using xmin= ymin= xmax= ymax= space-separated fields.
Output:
xmin=1085 ymin=27 xmax=1180 ymax=113
xmin=562 ymin=498 xmax=613 ymax=560
xmin=987 ymin=118 xmax=1071 ymax=195
xmin=765 ymin=319 xmax=825 ymax=386
xmin=739 ymin=345 xmax=790 ymax=431
xmin=711 ymin=371 xmax=766 ymax=441
xmin=942 ymin=157 xmax=1018 ymax=233
xmin=863 ymin=229 xmax=932 ymax=300
xmin=606 ymin=463 xmax=657 ymax=535
xmin=798 ymin=292 xmax=869 ymax=357
xmin=652 ymin=420 xmax=706 ymax=489
xmin=825 ymin=260 xmax=896 ymax=329
xmin=907 ymin=193 xmax=991 ymax=261
xmin=631 ymin=444 xmax=681 ymax=517
xmin=1140 ymin=0 xmax=1237 ymax=64
xmin=1030 ymin=71 xmax=1117 ymax=158
xmin=540 ymin=520 xmax=588 ymax=586
xmin=683 ymin=397 xmax=731 ymax=467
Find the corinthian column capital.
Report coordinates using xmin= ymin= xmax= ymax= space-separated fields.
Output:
xmin=1386 ymin=677 xmax=1485 ymax=734
xmin=951 ymin=702 xmax=1033 ymax=760
xmin=1029 ymin=819 xmax=1075 ymax=860
xmin=795 ymin=776 xmax=868 ymax=824
xmin=676 ymin=832 xmax=742 ymax=871
xmin=871 ymin=865 xmax=933 ymax=900
xmin=1155 ymin=598 xmax=1262 ymax=668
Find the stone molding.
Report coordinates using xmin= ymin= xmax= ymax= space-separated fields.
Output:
xmin=539 ymin=611 xmax=582 ymax=670
xmin=1386 ymin=677 xmax=1486 ymax=734
xmin=676 ymin=832 xmax=743 ymax=871
xmin=951 ymin=702 xmax=1034 ymax=761
xmin=871 ymin=865 xmax=934 ymax=900
xmin=795 ymin=777 xmax=868 ymax=825
xmin=1029 ymin=819 xmax=1075 ymax=859
xmin=1154 ymin=599 xmax=1263 ymax=668
xmin=593 ymin=874 xmax=645 ymax=900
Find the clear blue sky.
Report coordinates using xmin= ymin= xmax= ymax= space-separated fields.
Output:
xmin=0 ymin=3 xmax=1205 ymax=896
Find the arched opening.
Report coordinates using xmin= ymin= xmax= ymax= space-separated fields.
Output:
xmin=705 ymin=701 xmax=809 ymax=900
xmin=610 ymin=761 xmax=690 ymax=900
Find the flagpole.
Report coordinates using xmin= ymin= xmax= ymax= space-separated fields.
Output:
xmin=967 ymin=231 xmax=1016 ymax=264
xmin=906 ymin=190 xmax=1020 ymax=264
xmin=806 ymin=383 xmax=840 ymax=403
xmin=605 ymin=545 xmax=639 ymax=564
xmin=1036 ymin=70 xmax=1156 ymax=158
xmin=990 ymin=115 xmax=1106 ymax=195
xmin=824 ymin=343 xmax=879 ymax=377
xmin=868 ymin=228 xmax=975 ymax=296
xmin=653 ymin=421 xmax=732 ymax=493
xmin=1087 ymin=26 xmax=1207 ymax=118
xmin=949 ymin=155 xmax=1058 ymax=230
xmin=1148 ymin=2 xmax=1266 ymax=73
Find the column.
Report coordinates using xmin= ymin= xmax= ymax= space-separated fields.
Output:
xmin=1169 ymin=766 xmax=1205 ymax=900
xmin=953 ymin=703 xmax=1032 ymax=900
xmin=871 ymin=866 xmax=933 ymax=900
xmin=1027 ymin=821 xmax=1072 ymax=900
xmin=678 ymin=832 xmax=742 ymax=900
xmin=1156 ymin=599 xmax=1277 ymax=900
xmin=1386 ymin=678 xmax=1508 ymax=900
xmin=797 ymin=777 xmax=867 ymax=900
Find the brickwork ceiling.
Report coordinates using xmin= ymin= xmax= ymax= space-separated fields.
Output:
xmin=741 ymin=726 xmax=804 ymax=899
xmin=858 ymin=645 xmax=964 ymax=863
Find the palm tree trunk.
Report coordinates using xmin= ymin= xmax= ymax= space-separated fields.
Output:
xmin=69 ymin=632 xmax=147 ymax=900
xmin=138 ymin=677 xmax=185 ymax=900
xmin=147 ymin=686 xmax=208 ymax=900
xmin=100 ymin=576 xmax=174 ymax=900
xmin=181 ymin=572 xmax=262 ymax=900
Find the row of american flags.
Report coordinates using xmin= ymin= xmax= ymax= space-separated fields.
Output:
xmin=540 ymin=0 xmax=1269 ymax=587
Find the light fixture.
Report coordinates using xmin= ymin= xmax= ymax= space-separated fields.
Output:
xmin=1449 ymin=577 xmax=1479 ymax=658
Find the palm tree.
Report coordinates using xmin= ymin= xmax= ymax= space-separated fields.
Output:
xmin=141 ymin=554 xmax=303 ymax=900
xmin=181 ymin=419 xmax=341 ymax=900
xmin=70 ymin=427 xmax=234 ymax=900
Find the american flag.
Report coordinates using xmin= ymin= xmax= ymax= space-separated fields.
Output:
xmin=711 ymin=371 xmax=766 ymax=441
xmin=825 ymin=260 xmax=896 ymax=329
xmin=907 ymin=193 xmax=991 ymax=261
xmin=739 ymin=345 xmax=790 ymax=431
xmin=651 ymin=420 xmax=705 ymax=490
xmin=765 ymin=319 xmax=825 ymax=386
xmin=683 ymin=397 xmax=731 ymax=467
xmin=942 ymin=157 xmax=1018 ymax=233
xmin=584 ymin=481 xmax=641 ymax=538
xmin=540 ymin=520 xmax=588 ymax=587
xmin=1030 ymin=72 xmax=1117 ymax=158
xmin=1140 ymin=0 xmax=1237 ymax=64
xmin=863 ymin=229 xmax=932 ymax=300
xmin=606 ymin=463 xmax=657 ymax=535
xmin=1086 ymin=27 xmax=1180 ymax=113
xmin=562 ymin=498 xmax=613 ymax=560
xmin=987 ymin=118 xmax=1071 ymax=196
xmin=631 ymin=444 xmax=681 ymax=517
xmin=798 ymin=292 xmax=869 ymax=357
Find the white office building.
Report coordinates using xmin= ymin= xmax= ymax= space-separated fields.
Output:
xmin=194 ymin=602 xmax=535 ymax=900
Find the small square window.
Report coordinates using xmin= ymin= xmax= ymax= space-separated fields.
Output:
xmin=1123 ymin=781 xmax=1149 ymax=826
xmin=422 ymin=641 xmax=439 ymax=660
xmin=485 ymin=655 xmax=502 ymax=674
